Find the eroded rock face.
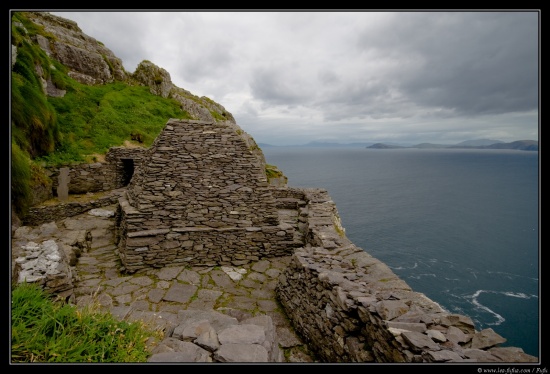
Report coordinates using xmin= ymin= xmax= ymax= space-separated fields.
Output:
xmin=133 ymin=60 xmax=173 ymax=98
xmin=26 ymin=12 xmax=127 ymax=85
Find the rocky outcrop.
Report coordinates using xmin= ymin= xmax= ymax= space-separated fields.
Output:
xmin=132 ymin=60 xmax=173 ymax=98
xmin=12 ymin=12 xmax=274 ymax=211
xmin=132 ymin=61 xmax=237 ymax=125
xmin=11 ymin=217 xmax=94 ymax=301
xmin=147 ymin=310 xmax=283 ymax=363
xmin=26 ymin=12 xmax=127 ymax=85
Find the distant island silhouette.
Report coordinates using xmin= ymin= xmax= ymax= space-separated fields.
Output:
xmin=259 ymin=139 xmax=538 ymax=151
xmin=367 ymin=139 xmax=538 ymax=151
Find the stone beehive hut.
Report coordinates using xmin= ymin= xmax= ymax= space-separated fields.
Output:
xmin=116 ymin=119 xmax=297 ymax=273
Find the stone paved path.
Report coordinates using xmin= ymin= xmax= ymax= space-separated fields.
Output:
xmin=70 ymin=204 xmax=316 ymax=363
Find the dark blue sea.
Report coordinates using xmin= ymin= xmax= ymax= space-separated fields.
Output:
xmin=263 ymin=147 xmax=540 ymax=357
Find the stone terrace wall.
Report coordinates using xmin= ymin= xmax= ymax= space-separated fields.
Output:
xmin=23 ymin=189 xmax=124 ymax=226
xmin=23 ymin=147 xmax=146 ymax=226
xmin=116 ymin=119 xmax=300 ymax=273
xmin=46 ymin=147 xmax=146 ymax=195
xmin=275 ymin=188 xmax=538 ymax=363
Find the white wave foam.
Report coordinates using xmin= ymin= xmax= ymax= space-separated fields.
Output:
xmin=467 ymin=289 xmax=537 ymax=326
xmin=502 ymin=291 xmax=538 ymax=299
xmin=470 ymin=290 xmax=505 ymax=326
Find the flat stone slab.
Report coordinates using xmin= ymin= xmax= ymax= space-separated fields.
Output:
xmin=163 ymin=282 xmax=197 ymax=303
xmin=88 ymin=208 xmax=115 ymax=217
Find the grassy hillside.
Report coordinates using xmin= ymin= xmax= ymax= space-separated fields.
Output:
xmin=10 ymin=12 xmax=204 ymax=216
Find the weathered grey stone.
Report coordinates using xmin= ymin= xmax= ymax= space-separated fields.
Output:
xmin=439 ymin=314 xmax=476 ymax=334
xmin=218 ymin=324 xmax=266 ymax=345
xmin=176 ymin=310 xmax=238 ymax=331
xmin=194 ymin=326 xmax=220 ymax=352
xmin=163 ymin=283 xmax=197 ymax=303
xmin=174 ymin=319 xmax=212 ymax=341
xmin=88 ymin=208 xmax=115 ymax=217
xmin=401 ymin=331 xmax=442 ymax=352
xmin=463 ymin=348 xmax=501 ymax=362
xmin=156 ymin=266 xmax=185 ymax=280
xmin=57 ymin=167 xmax=70 ymax=202
xmin=488 ymin=347 xmax=538 ymax=363
xmin=376 ymin=300 xmax=410 ymax=320
xmin=386 ymin=321 xmax=427 ymax=333
xmin=446 ymin=325 xmax=471 ymax=344
xmin=213 ymin=343 xmax=269 ymax=363
xmin=148 ymin=342 xmax=212 ymax=362
xmin=426 ymin=329 xmax=447 ymax=343
xmin=470 ymin=328 xmax=507 ymax=349
xmin=422 ymin=349 xmax=465 ymax=362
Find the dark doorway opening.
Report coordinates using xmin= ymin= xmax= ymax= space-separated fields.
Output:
xmin=121 ymin=158 xmax=134 ymax=186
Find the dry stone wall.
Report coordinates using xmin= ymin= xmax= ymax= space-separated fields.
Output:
xmin=116 ymin=119 xmax=299 ymax=273
xmin=23 ymin=189 xmax=124 ymax=227
xmin=275 ymin=188 xmax=538 ymax=363
xmin=24 ymin=147 xmax=146 ymax=226
xmin=45 ymin=147 xmax=146 ymax=195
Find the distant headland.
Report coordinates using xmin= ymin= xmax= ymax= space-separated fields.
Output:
xmin=260 ymin=139 xmax=538 ymax=151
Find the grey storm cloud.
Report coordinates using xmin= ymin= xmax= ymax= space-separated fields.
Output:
xmin=48 ymin=10 xmax=539 ymax=145
xmin=355 ymin=12 xmax=538 ymax=117
xmin=250 ymin=66 xmax=313 ymax=106
xmin=181 ymin=42 xmax=236 ymax=84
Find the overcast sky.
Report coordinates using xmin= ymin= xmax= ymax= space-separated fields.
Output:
xmin=49 ymin=10 xmax=539 ymax=146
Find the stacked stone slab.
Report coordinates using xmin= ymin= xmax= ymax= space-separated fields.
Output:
xmin=116 ymin=119 xmax=299 ymax=273
xmin=276 ymin=188 xmax=538 ymax=363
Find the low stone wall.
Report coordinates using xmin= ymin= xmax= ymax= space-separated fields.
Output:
xmin=115 ymin=194 xmax=302 ymax=273
xmin=275 ymin=188 xmax=538 ymax=363
xmin=42 ymin=146 xmax=146 ymax=200
xmin=23 ymin=189 xmax=125 ymax=226
xmin=46 ymin=162 xmax=113 ymax=194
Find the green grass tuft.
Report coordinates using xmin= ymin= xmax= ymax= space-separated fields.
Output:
xmin=11 ymin=282 xmax=162 ymax=363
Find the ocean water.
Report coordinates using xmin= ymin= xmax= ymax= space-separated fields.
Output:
xmin=263 ymin=146 xmax=540 ymax=357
